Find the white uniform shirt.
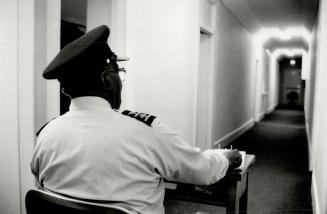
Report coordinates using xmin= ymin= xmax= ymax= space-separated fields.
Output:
xmin=31 ymin=96 xmax=229 ymax=214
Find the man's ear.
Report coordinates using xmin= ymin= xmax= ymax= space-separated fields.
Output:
xmin=101 ymin=71 xmax=122 ymax=110
xmin=102 ymin=71 xmax=122 ymax=90
xmin=101 ymin=71 xmax=112 ymax=89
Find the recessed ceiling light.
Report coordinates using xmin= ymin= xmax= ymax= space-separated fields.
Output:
xmin=290 ymin=59 xmax=296 ymax=65
xmin=280 ymin=33 xmax=291 ymax=40
xmin=256 ymin=27 xmax=310 ymax=43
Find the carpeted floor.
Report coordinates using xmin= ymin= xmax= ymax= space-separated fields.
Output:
xmin=164 ymin=107 xmax=312 ymax=214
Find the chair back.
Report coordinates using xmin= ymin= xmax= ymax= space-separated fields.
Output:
xmin=25 ymin=189 xmax=131 ymax=214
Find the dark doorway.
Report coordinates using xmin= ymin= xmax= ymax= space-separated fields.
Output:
xmin=278 ymin=57 xmax=305 ymax=109
xmin=60 ymin=0 xmax=87 ymax=115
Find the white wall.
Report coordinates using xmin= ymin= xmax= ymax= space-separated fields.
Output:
xmin=0 ymin=2 xmax=21 ymax=213
xmin=87 ymin=0 xmax=112 ymax=31
xmin=199 ymin=0 xmax=215 ymax=32
xmin=305 ymin=22 xmax=318 ymax=147
xmin=311 ymin=0 xmax=327 ymax=213
xmin=18 ymin=1 xmax=37 ymax=214
xmin=124 ymin=0 xmax=199 ymax=145
xmin=303 ymin=22 xmax=318 ymax=174
xmin=85 ymin=0 xmax=258 ymax=149
xmin=86 ymin=0 xmax=128 ymax=105
xmin=85 ymin=0 xmax=257 ymax=149
xmin=268 ymin=53 xmax=279 ymax=111
xmin=212 ymin=1 xmax=256 ymax=147
xmin=86 ymin=0 xmax=127 ymax=53
xmin=0 ymin=1 xmax=60 ymax=214
xmin=0 ymin=1 xmax=36 ymax=213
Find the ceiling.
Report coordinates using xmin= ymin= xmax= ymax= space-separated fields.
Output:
xmin=221 ymin=0 xmax=319 ymax=51
xmin=61 ymin=0 xmax=319 ymax=52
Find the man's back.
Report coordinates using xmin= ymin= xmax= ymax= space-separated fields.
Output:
xmin=31 ymin=97 xmax=230 ymax=214
xmin=32 ymin=97 xmax=168 ymax=213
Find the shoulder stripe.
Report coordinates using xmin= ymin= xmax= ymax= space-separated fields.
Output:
xmin=122 ymin=110 xmax=156 ymax=127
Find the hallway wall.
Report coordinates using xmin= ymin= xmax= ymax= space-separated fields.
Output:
xmin=212 ymin=1 xmax=256 ymax=147
xmin=0 ymin=1 xmax=60 ymax=214
xmin=305 ymin=19 xmax=318 ymax=148
xmin=0 ymin=2 xmax=22 ymax=213
xmin=88 ymin=0 xmax=257 ymax=149
xmin=123 ymin=0 xmax=199 ymax=145
xmin=310 ymin=0 xmax=327 ymax=213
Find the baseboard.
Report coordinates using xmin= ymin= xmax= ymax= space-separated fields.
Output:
xmin=267 ymin=105 xmax=276 ymax=114
xmin=257 ymin=112 xmax=265 ymax=121
xmin=213 ymin=119 xmax=255 ymax=149
xmin=311 ymin=173 xmax=321 ymax=214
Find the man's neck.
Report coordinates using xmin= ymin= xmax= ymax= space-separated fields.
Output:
xmin=69 ymin=96 xmax=112 ymax=111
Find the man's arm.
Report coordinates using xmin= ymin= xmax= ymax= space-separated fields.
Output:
xmin=122 ymin=111 xmax=242 ymax=184
xmin=149 ymin=128 xmax=241 ymax=186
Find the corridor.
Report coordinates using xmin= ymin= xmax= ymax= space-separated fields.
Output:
xmin=233 ymin=107 xmax=312 ymax=214
xmin=165 ymin=107 xmax=312 ymax=214
xmin=2 ymin=0 xmax=327 ymax=214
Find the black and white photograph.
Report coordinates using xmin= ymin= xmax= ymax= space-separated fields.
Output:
xmin=0 ymin=0 xmax=325 ymax=213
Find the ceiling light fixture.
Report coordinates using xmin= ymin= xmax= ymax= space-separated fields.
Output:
xmin=280 ymin=33 xmax=291 ymax=41
xmin=256 ymin=27 xmax=311 ymax=44
xmin=286 ymin=50 xmax=295 ymax=57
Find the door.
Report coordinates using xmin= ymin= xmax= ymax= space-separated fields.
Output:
xmin=196 ymin=31 xmax=211 ymax=150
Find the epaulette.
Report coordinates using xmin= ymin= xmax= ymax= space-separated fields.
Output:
xmin=122 ymin=110 xmax=157 ymax=127
xmin=36 ymin=118 xmax=56 ymax=137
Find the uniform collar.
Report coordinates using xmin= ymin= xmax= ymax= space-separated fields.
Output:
xmin=69 ymin=96 xmax=112 ymax=111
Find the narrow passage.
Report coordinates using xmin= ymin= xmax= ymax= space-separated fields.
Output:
xmin=165 ymin=107 xmax=312 ymax=214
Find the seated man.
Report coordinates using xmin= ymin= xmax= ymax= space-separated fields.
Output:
xmin=31 ymin=25 xmax=241 ymax=214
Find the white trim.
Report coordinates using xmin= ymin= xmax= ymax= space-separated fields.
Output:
xmin=196 ymin=31 xmax=215 ymax=149
xmin=267 ymin=104 xmax=276 ymax=114
xmin=196 ymin=2 xmax=217 ymax=149
xmin=257 ymin=112 xmax=265 ymax=121
xmin=305 ymin=117 xmax=313 ymax=171
xmin=205 ymin=9 xmax=217 ymax=148
xmin=213 ymin=119 xmax=255 ymax=148
xmin=46 ymin=0 xmax=60 ymax=121
xmin=18 ymin=1 xmax=37 ymax=214
xmin=254 ymin=112 xmax=264 ymax=122
xmin=205 ymin=27 xmax=216 ymax=148
xmin=312 ymin=173 xmax=321 ymax=214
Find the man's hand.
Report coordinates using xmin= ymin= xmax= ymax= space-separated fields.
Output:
xmin=223 ymin=149 xmax=242 ymax=169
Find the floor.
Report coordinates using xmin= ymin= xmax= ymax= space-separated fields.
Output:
xmin=164 ymin=107 xmax=312 ymax=214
